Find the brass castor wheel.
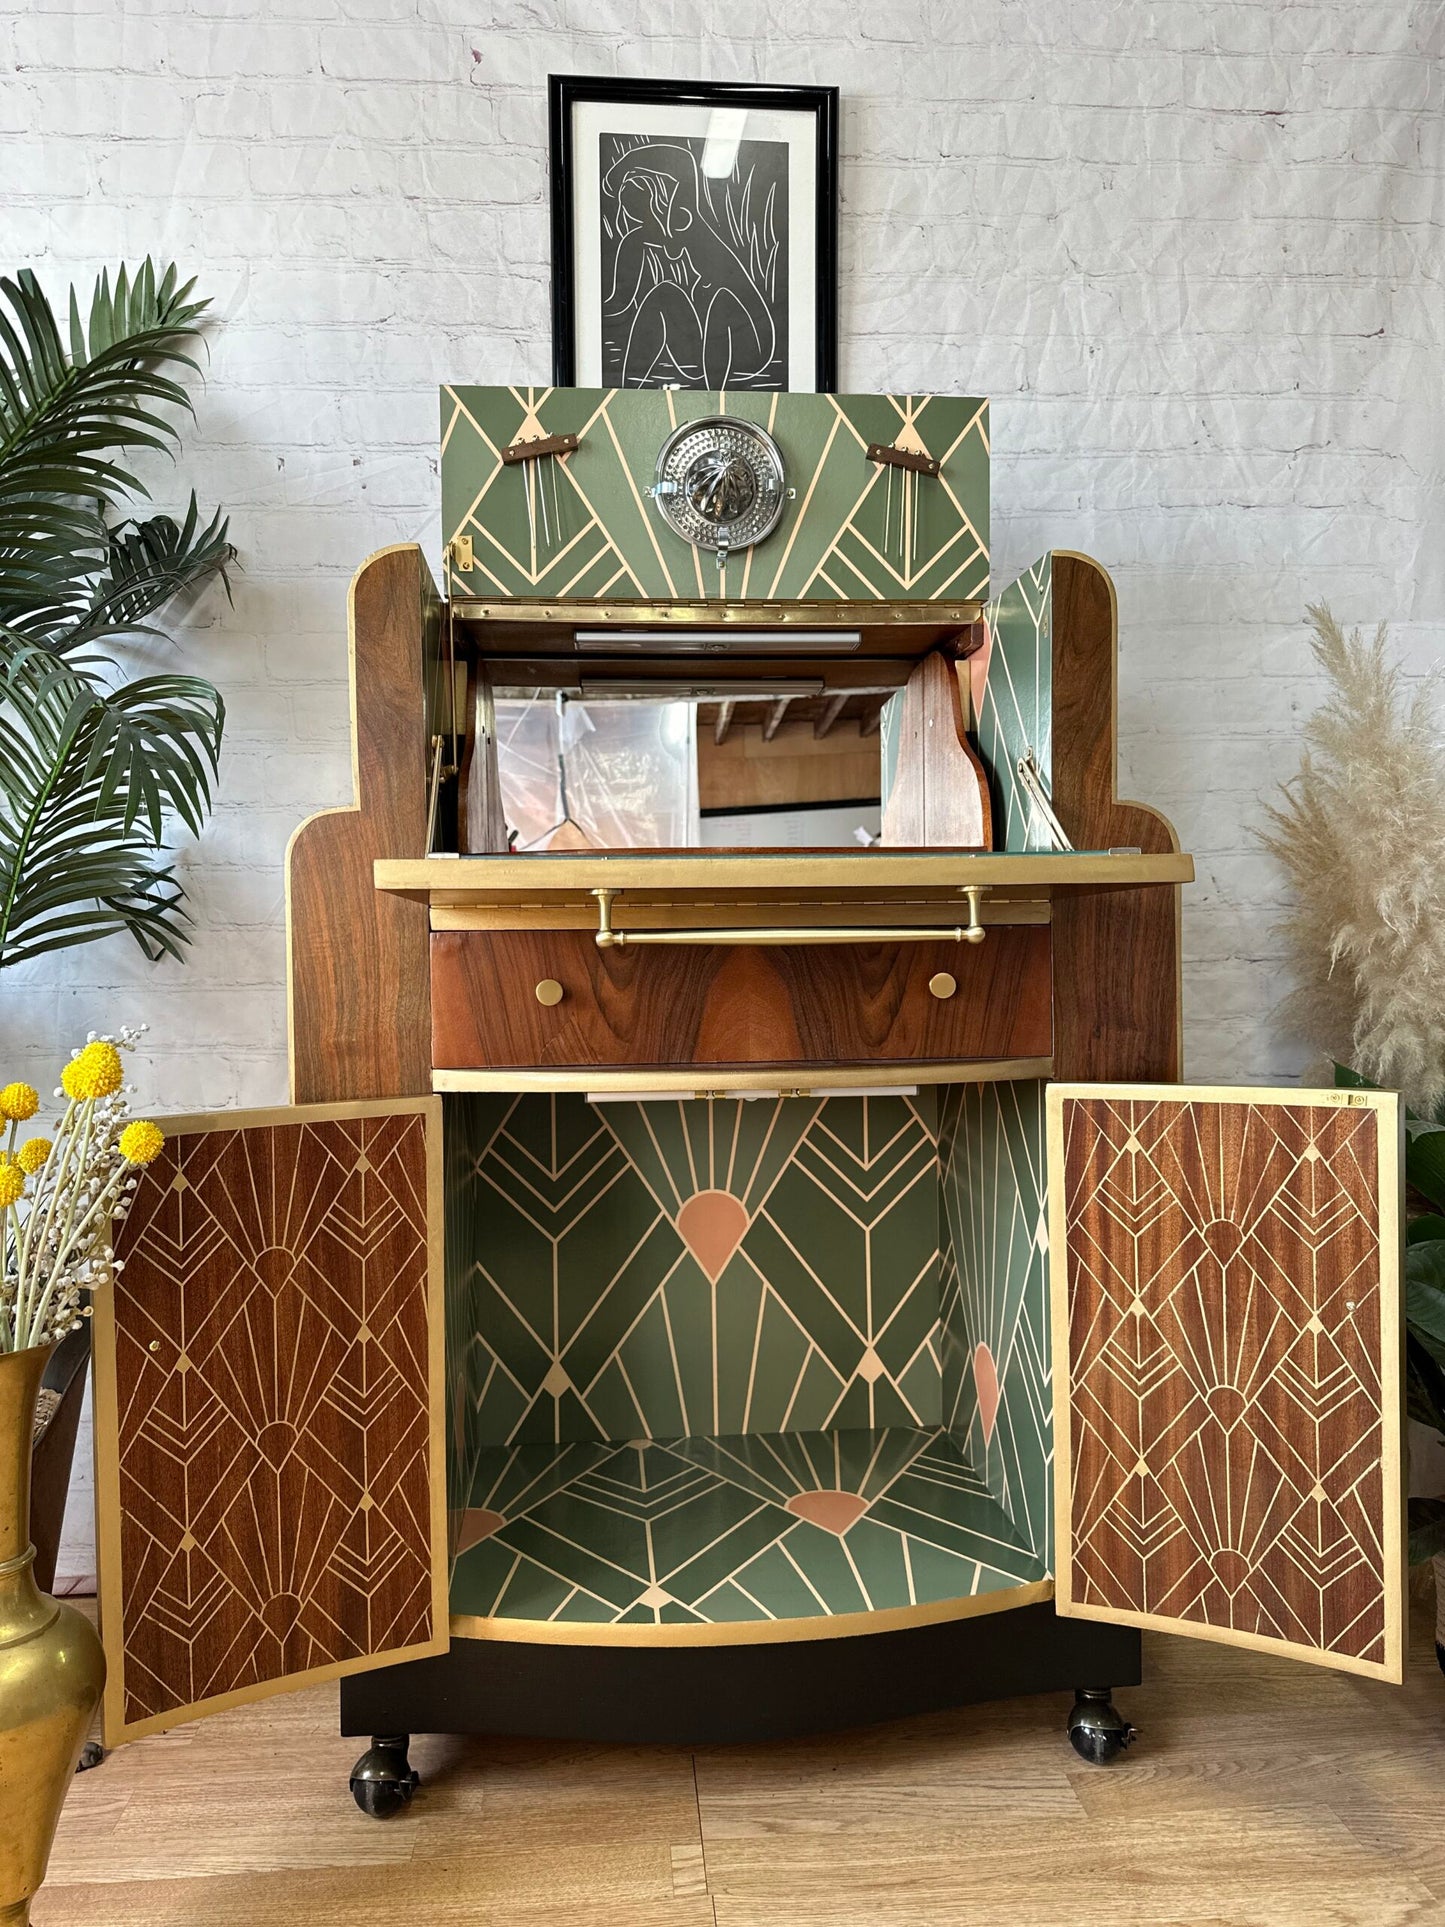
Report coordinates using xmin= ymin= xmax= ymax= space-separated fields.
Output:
xmin=350 ymin=1734 xmax=419 ymax=1817
xmin=1067 ymin=1687 xmax=1137 ymax=1765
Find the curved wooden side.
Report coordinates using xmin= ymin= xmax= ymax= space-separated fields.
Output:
xmin=286 ymin=545 xmax=439 ymax=1103
xmin=1049 ymin=552 xmax=1182 ymax=1081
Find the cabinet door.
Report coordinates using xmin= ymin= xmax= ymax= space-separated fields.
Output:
xmin=94 ymin=1097 xmax=447 ymax=1744
xmin=1047 ymin=1083 xmax=1404 ymax=1682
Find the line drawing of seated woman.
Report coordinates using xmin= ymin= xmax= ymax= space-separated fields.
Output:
xmin=599 ymin=138 xmax=783 ymax=389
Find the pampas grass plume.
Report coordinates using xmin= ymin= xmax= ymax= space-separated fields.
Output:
xmin=1260 ymin=605 xmax=1445 ymax=1114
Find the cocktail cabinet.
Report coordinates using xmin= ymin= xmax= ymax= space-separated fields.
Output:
xmin=93 ymin=389 xmax=1403 ymax=1811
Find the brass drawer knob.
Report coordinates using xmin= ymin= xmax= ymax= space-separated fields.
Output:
xmin=929 ymin=972 xmax=957 ymax=1000
xmin=535 ymin=978 xmax=564 ymax=1007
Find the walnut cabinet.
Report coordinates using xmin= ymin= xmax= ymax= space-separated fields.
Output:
xmin=89 ymin=391 xmax=1406 ymax=1788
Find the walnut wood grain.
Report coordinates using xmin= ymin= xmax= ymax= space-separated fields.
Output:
xmin=1048 ymin=554 xmax=1181 ymax=1081
xmin=286 ymin=546 xmax=436 ymax=1103
xmin=1051 ymin=1088 xmax=1401 ymax=1681
xmin=430 ymin=927 xmax=1051 ymax=1070
xmin=880 ymin=650 xmax=992 ymax=850
xmin=98 ymin=1103 xmax=445 ymax=1743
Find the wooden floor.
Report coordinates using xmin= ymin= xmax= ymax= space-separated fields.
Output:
xmin=36 ymin=1604 xmax=1445 ymax=1926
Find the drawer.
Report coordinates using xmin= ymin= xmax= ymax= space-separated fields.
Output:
xmin=430 ymin=928 xmax=1052 ymax=1071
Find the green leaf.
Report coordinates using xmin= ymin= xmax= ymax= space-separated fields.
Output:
xmin=1333 ymin=1062 xmax=1379 ymax=1092
xmin=1408 ymin=1497 xmax=1445 ymax=1565
xmin=1406 ymin=1240 xmax=1445 ymax=1350
xmin=1335 ymin=1061 xmax=1445 ymax=1128
xmin=1406 ymin=1122 xmax=1445 ymax=1214
xmin=1408 ymin=1215 xmax=1445 ymax=1245
xmin=0 ymin=258 xmax=216 ymax=636
xmin=0 ymin=635 xmax=223 ymax=968
xmin=65 ymin=495 xmax=234 ymax=647
xmin=1407 ymin=1333 xmax=1445 ymax=1432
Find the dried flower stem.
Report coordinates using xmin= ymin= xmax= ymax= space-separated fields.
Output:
xmin=1260 ymin=605 xmax=1445 ymax=1111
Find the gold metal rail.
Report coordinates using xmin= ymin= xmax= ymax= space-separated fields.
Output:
xmin=591 ymin=886 xmax=988 ymax=949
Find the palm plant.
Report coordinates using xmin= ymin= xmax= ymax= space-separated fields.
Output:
xmin=0 ymin=260 xmax=232 ymax=968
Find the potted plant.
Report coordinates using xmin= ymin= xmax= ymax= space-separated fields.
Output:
xmin=0 ymin=259 xmax=232 ymax=972
xmin=1262 ymin=606 xmax=1445 ymax=1669
xmin=0 ymin=1032 xmax=166 ymax=1922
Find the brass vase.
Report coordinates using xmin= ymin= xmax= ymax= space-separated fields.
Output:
xmin=0 ymin=1344 xmax=106 ymax=1926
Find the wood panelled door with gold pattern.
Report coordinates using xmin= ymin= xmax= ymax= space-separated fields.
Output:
xmin=1047 ymin=1084 xmax=1404 ymax=1683
xmin=94 ymin=1098 xmax=447 ymax=1745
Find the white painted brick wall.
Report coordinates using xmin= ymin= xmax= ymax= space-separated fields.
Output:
xmin=1 ymin=0 xmax=1440 ymax=1582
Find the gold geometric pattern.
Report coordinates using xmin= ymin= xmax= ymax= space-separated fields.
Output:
xmin=97 ymin=1103 xmax=444 ymax=1742
xmin=445 ymin=1093 xmax=943 ymax=1479
xmin=977 ymin=552 xmax=1054 ymax=849
xmin=440 ymin=386 xmax=989 ymax=603
xmin=450 ymin=1426 xmax=1046 ymax=1636
xmin=1048 ymin=1086 xmax=1403 ymax=1681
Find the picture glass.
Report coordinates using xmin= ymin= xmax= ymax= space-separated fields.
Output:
xmin=569 ymin=100 xmax=819 ymax=390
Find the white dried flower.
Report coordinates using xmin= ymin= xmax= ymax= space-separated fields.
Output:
xmin=1261 ymin=606 xmax=1445 ymax=1113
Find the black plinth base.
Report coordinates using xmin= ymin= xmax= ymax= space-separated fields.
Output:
xmin=339 ymin=1602 xmax=1141 ymax=1746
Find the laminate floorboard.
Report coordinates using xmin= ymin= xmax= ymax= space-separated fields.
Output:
xmin=35 ymin=1604 xmax=1445 ymax=1925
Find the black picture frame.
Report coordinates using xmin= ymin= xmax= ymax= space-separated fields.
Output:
xmin=548 ymin=75 xmax=839 ymax=393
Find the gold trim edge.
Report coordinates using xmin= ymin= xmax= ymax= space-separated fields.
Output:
xmin=451 ymin=597 xmax=985 ymax=627
xmin=448 ymin=1578 xmax=1054 ymax=1649
xmin=432 ymin=1059 xmax=1055 ymax=1095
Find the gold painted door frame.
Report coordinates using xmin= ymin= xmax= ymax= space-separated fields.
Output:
xmin=94 ymin=1097 xmax=449 ymax=1745
xmin=1047 ymin=1082 xmax=1405 ymax=1683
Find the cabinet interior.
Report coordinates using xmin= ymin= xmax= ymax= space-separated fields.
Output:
xmin=442 ymin=1079 xmax=1053 ymax=1636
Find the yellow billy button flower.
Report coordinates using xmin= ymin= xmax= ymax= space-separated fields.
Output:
xmin=16 ymin=1138 xmax=51 ymax=1175
xmin=61 ymin=1040 xmax=125 ymax=1102
xmin=119 ymin=1119 xmax=165 ymax=1167
xmin=0 ymin=1162 xmax=25 ymax=1208
xmin=0 ymin=1081 xmax=40 ymax=1121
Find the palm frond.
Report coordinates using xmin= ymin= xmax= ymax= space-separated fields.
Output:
xmin=65 ymin=495 xmax=235 ymax=647
xmin=0 ymin=635 xmax=224 ymax=968
xmin=0 ymin=260 xmax=215 ymax=630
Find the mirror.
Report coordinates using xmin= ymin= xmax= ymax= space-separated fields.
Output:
xmin=495 ymin=694 xmax=890 ymax=851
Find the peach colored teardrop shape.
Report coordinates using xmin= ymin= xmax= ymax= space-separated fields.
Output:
xmin=786 ymin=1490 xmax=869 ymax=1535
xmin=454 ymin=1508 xmax=505 ymax=1556
xmin=973 ymin=1341 xmax=1001 ymax=1445
xmin=676 ymin=1189 xmax=751 ymax=1282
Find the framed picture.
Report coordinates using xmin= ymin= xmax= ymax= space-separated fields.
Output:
xmin=548 ymin=76 xmax=839 ymax=393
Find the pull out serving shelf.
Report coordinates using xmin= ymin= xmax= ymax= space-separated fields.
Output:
xmin=375 ymin=850 xmax=1193 ymax=1093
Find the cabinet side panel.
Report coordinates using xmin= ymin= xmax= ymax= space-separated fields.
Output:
xmin=1049 ymin=553 xmax=1181 ymax=1082
xmin=938 ymin=1080 xmax=1053 ymax=1562
xmin=1050 ymin=1086 xmax=1403 ymax=1681
xmin=98 ymin=1102 xmax=446 ymax=1744
xmin=286 ymin=545 xmax=436 ymax=1104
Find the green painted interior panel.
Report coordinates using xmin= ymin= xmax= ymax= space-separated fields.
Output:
xmin=976 ymin=552 xmax=1055 ymax=850
xmin=440 ymin=386 xmax=989 ymax=604
xmin=447 ymin=1092 xmax=943 ymax=1451
xmin=444 ymin=1083 xmax=1055 ymax=1617
xmin=937 ymin=1079 xmax=1053 ymax=1563
xmin=450 ymin=1428 xmax=1046 ymax=1631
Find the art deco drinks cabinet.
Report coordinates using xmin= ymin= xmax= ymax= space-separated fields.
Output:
xmin=93 ymin=388 xmax=1404 ymax=1812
